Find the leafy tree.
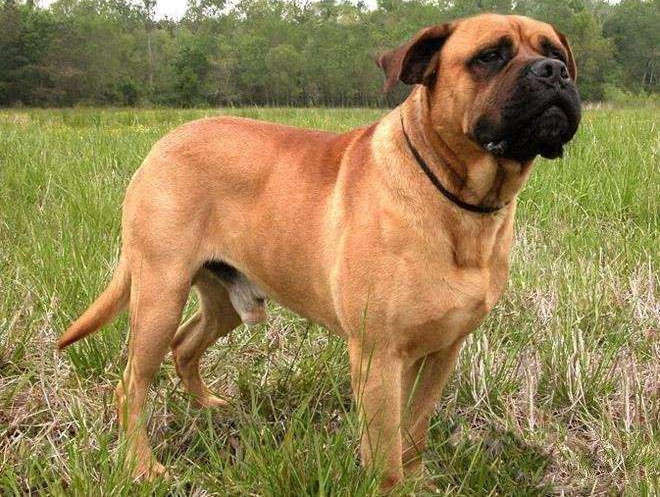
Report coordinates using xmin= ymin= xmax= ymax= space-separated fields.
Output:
xmin=604 ymin=0 xmax=659 ymax=91
xmin=267 ymin=44 xmax=303 ymax=104
xmin=0 ymin=1 xmax=55 ymax=105
xmin=0 ymin=0 xmax=656 ymax=106
xmin=173 ymin=37 xmax=210 ymax=106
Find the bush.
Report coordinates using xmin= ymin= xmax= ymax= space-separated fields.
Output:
xmin=118 ymin=80 xmax=140 ymax=106
xmin=602 ymin=84 xmax=660 ymax=107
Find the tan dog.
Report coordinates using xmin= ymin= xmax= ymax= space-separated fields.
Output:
xmin=58 ymin=13 xmax=580 ymax=488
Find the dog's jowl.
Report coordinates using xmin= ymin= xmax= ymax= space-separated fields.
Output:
xmin=59 ymin=13 xmax=580 ymax=489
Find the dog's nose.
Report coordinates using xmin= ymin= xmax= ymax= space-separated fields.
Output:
xmin=530 ymin=58 xmax=570 ymax=83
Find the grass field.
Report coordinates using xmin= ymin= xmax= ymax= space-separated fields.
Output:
xmin=0 ymin=106 xmax=658 ymax=496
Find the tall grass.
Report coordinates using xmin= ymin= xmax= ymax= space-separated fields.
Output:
xmin=0 ymin=106 xmax=658 ymax=496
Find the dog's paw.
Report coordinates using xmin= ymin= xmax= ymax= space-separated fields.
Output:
xmin=195 ymin=393 xmax=230 ymax=409
xmin=132 ymin=460 xmax=169 ymax=482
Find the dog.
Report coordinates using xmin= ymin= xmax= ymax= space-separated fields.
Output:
xmin=58 ymin=13 xmax=581 ymax=488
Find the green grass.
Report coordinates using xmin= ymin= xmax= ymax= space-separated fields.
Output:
xmin=1 ymin=106 xmax=658 ymax=496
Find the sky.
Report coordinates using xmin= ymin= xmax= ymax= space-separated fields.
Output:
xmin=38 ymin=0 xmax=377 ymax=20
xmin=38 ymin=0 xmax=618 ymax=21
xmin=38 ymin=0 xmax=197 ymax=19
xmin=152 ymin=0 xmax=188 ymax=20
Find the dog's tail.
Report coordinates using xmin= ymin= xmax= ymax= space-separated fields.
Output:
xmin=57 ymin=254 xmax=130 ymax=349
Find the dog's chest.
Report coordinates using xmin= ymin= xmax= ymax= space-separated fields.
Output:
xmin=374 ymin=228 xmax=512 ymax=358
xmin=406 ymin=265 xmax=507 ymax=349
xmin=334 ymin=197 xmax=516 ymax=351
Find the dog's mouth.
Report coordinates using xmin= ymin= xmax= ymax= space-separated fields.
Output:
xmin=475 ymin=87 xmax=581 ymax=163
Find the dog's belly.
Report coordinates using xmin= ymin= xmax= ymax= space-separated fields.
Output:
xmin=130 ymin=116 xmax=366 ymax=332
xmin=201 ymin=180 xmax=344 ymax=331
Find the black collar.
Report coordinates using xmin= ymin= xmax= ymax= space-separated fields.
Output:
xmin=400 ymin=114 xmax=504 ymax=214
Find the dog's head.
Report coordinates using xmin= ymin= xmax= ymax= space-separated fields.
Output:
xmin=378 ymin=14 xmax=581 ymax=162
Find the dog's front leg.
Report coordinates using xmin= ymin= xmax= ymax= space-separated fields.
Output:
xmin=400 ymin=337 xmax=465 ymax=478
xmin=348 ymin=339 xmax=404 ymax=489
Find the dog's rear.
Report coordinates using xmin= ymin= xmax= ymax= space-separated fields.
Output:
xmin=56 ymin=114 xmax=357 ymax=478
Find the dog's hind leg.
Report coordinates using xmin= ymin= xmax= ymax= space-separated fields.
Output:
xmin=171 ymin=268 xmax=242 ymax=408
xmin=115 ymin=262 xmax=190 ymax=480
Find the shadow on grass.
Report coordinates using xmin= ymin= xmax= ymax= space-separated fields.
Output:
xmin=424 ymin=417 xmax=553 ymax=496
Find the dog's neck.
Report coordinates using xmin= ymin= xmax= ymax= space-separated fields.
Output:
xmin=400 ymin=87 xmax=533 ymax=212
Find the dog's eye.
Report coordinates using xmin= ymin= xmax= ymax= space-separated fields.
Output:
xmin=476 ymin=50 xmax=503 ymax=64
xmin=542 ymin=43 xmax=567 ymax=63
xmin=469 ymin=40 xmax=512 ymax=75
xmin=548 ymin=49 xmax=566 ymax=62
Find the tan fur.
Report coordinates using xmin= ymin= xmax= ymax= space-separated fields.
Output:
xmin=59 ymin=14 xmax=575 ymax=488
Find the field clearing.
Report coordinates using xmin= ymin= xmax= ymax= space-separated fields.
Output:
xmin=0 ymin=106 xmax=658 ymax=496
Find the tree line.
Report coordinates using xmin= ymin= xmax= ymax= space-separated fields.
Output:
xmin=1 ymin=0 xmax=657 ymax=107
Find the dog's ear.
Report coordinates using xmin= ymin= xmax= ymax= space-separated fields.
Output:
xmin=376 ymin=23 xmax=454 ymax=93
xmin=552 ymin=26 xmax=577 ymax=81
